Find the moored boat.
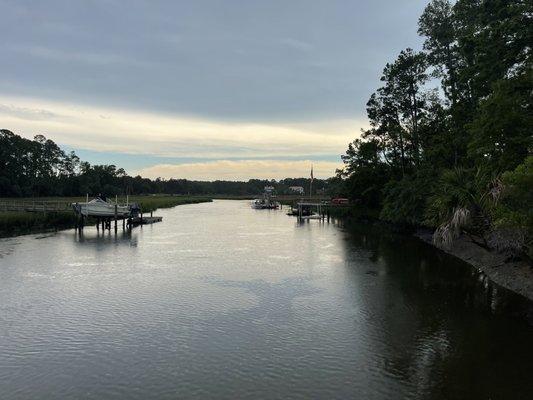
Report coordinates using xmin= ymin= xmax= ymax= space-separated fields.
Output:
xmin=250 ymin=186 xmax=280 ymax=209
xmin=72 ymin=198 xmax=131 ymax=217
xmin=251 ymin=198 xmax=280 ymax=209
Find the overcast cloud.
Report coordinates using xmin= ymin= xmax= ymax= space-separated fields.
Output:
xmin=0 ymin=0 xmax=427 ymax=179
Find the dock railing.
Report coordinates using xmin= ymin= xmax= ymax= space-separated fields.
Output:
xmin=0 ymin=200 xmax=72 ymax=213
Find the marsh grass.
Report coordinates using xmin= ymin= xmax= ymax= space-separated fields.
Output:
xmin=132 ymin=196 xmax=212 ymax=213
xmin=0 ymin=211 xmax=77 ymax=237
xmin=0 ymin=196 xmax=212 ymax=237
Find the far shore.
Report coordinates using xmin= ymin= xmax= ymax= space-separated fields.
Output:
xmin=0 ymin=196 xmax=212 ymax=238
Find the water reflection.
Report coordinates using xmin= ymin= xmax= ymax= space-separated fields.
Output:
xmin=340 ymin=223 xmax=533 ymax=399
xmin=74 ymin=228 xmax=138 ymax=248
xmin=0 ymin=201 xmax=532 ymax=400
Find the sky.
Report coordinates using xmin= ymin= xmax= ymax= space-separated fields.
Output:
xmin=0 ymin=0 xmax=427 ymax=180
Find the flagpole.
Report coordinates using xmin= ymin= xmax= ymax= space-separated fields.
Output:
xmin=309 ymin=165 xmax=313 ymax=199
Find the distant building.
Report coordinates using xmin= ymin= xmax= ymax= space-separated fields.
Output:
xmin=288 ymin=186 xmax=304 ymax=195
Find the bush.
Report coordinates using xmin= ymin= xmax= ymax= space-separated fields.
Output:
xmin=493 ymin=156 xmax=533 ymax=257
xmin=380 ymin=173 xmax=434 ymax=226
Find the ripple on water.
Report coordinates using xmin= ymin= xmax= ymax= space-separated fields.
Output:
xmin=1 ymin=201 xmax=533 ymax=400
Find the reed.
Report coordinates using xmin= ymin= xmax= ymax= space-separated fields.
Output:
xmin=131 ymin=196 xmax=212 ymax=213
xmin=0 ymin=211 xmax=77 ymax=237
xmin=0 ymin=196 xmax=212 ymax=237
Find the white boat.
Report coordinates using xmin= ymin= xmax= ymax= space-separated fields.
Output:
xmin=251 ymin=186 xmax=280 ymax=209
xmin=250 ymin=198 xmax=280 ymax=209
xmin=72 ymin=198 xmax=131 ymax=217
xmin=251 ymin=199 xmax=264 ymax=209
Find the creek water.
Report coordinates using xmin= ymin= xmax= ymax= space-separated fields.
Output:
xmin=0 ymin=200 xmax=532 ymax=399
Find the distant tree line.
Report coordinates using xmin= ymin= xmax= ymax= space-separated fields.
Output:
xmin=0 ymin=129 xmax=330 ymax=197
xmin=336 ymin=0 xmax=532 ymax=256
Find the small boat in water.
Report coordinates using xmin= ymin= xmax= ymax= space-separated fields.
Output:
xmin=72 ymin=198 xmax=131 ymax=217
xmin=251 ymin=186 xmax=280 ymax=209
xmin=287 ymin=203 xmax=312 ymax=216
xmin=251 ymin=198 xmax=280 ymax=209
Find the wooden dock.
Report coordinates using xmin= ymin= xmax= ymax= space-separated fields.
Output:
xmin=88 ymin=211 xmax=163 ymax=232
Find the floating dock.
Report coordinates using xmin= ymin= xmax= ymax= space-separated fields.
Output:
xmin=129 ymin=216 xmax=163 ymax=226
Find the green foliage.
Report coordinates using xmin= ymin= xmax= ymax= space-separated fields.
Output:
xmin=338 ymin=0 xmax=531 ymax=255
xmin=495 ymin=156 xmax=533 ymax=233
xmin=0 ymin=130 xmax=331 ymax=198
xmin=468 ymin=71 xmax=533 ymax=172
xmin=424 ymin=168 xmax=494 ymax=229
xmin=380 ymin=174 xmax=435 ymax=226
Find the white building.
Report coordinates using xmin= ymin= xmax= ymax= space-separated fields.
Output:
xmin=288 ymin=186 xmax=305 ymax=195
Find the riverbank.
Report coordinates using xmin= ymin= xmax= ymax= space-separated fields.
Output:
xmin=0 ymin=196 xmax=212 ymax=238
xmin=416 ymin=230 xmax=533 ymax=302
xmin=335 ymin=205 xmax=533 ymax=302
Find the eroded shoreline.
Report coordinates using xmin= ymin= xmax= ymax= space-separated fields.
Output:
xmin=416 ymin=230 xmax=533 ymax=302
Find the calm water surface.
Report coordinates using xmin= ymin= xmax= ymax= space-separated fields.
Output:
xmin=1 ymin=200 xmax=532 ymax=399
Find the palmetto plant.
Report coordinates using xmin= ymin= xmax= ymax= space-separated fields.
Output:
xmin=425 ymin=167 xmax=499 ymax=247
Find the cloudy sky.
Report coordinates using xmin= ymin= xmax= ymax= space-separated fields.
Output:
xmin=0 ymin=0 xmax=427 ymax=180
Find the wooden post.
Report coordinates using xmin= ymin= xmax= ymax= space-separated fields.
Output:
xmin=114 ymin=204 xmax=118 ymax=231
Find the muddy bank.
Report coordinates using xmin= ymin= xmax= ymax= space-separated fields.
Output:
xmin=416 ymin=230 xmax=533 ymax=302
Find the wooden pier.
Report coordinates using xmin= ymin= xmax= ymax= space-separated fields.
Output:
xmin=79 ymin=210 xmax=163 ymax=232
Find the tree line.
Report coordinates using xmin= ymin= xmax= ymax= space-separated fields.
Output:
xmin=0 ymin=129 xmax=329 ymax=197
xmin=337 ymin=0 xmax=531 ymax=256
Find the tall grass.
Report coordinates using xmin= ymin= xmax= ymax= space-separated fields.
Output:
xmin=0 ymin=211 xmax=77 ymax=237
xmin=0 ymin=196 xmax=212 ymax=237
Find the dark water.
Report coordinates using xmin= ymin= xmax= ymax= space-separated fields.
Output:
xmin=0 ymin=200 xmax=532 ymax=400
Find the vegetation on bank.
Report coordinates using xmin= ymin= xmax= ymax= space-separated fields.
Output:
xmin=0 ymin=130 xmax=329 ymax=197
xmin=1 ymin=0 xmax=530 ymax=259
xmin=0 ymin=211 xmax=77 ymax=238
xmin=0 ymin=196 xmax=212 ymax=237
xmin=123 ymin=195 xmax=212 ymax=213
xmin=333 ymin=0 xmax=532 ymax=259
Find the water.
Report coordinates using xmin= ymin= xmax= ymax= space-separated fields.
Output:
xmin=0 ymin=200 xmax=532 ymax=400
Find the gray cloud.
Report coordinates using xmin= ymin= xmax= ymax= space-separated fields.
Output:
xmin=0 ymin=103 xmax=59 ymax=121
xmin=0 ymin=0 xmax=427 ymax=122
